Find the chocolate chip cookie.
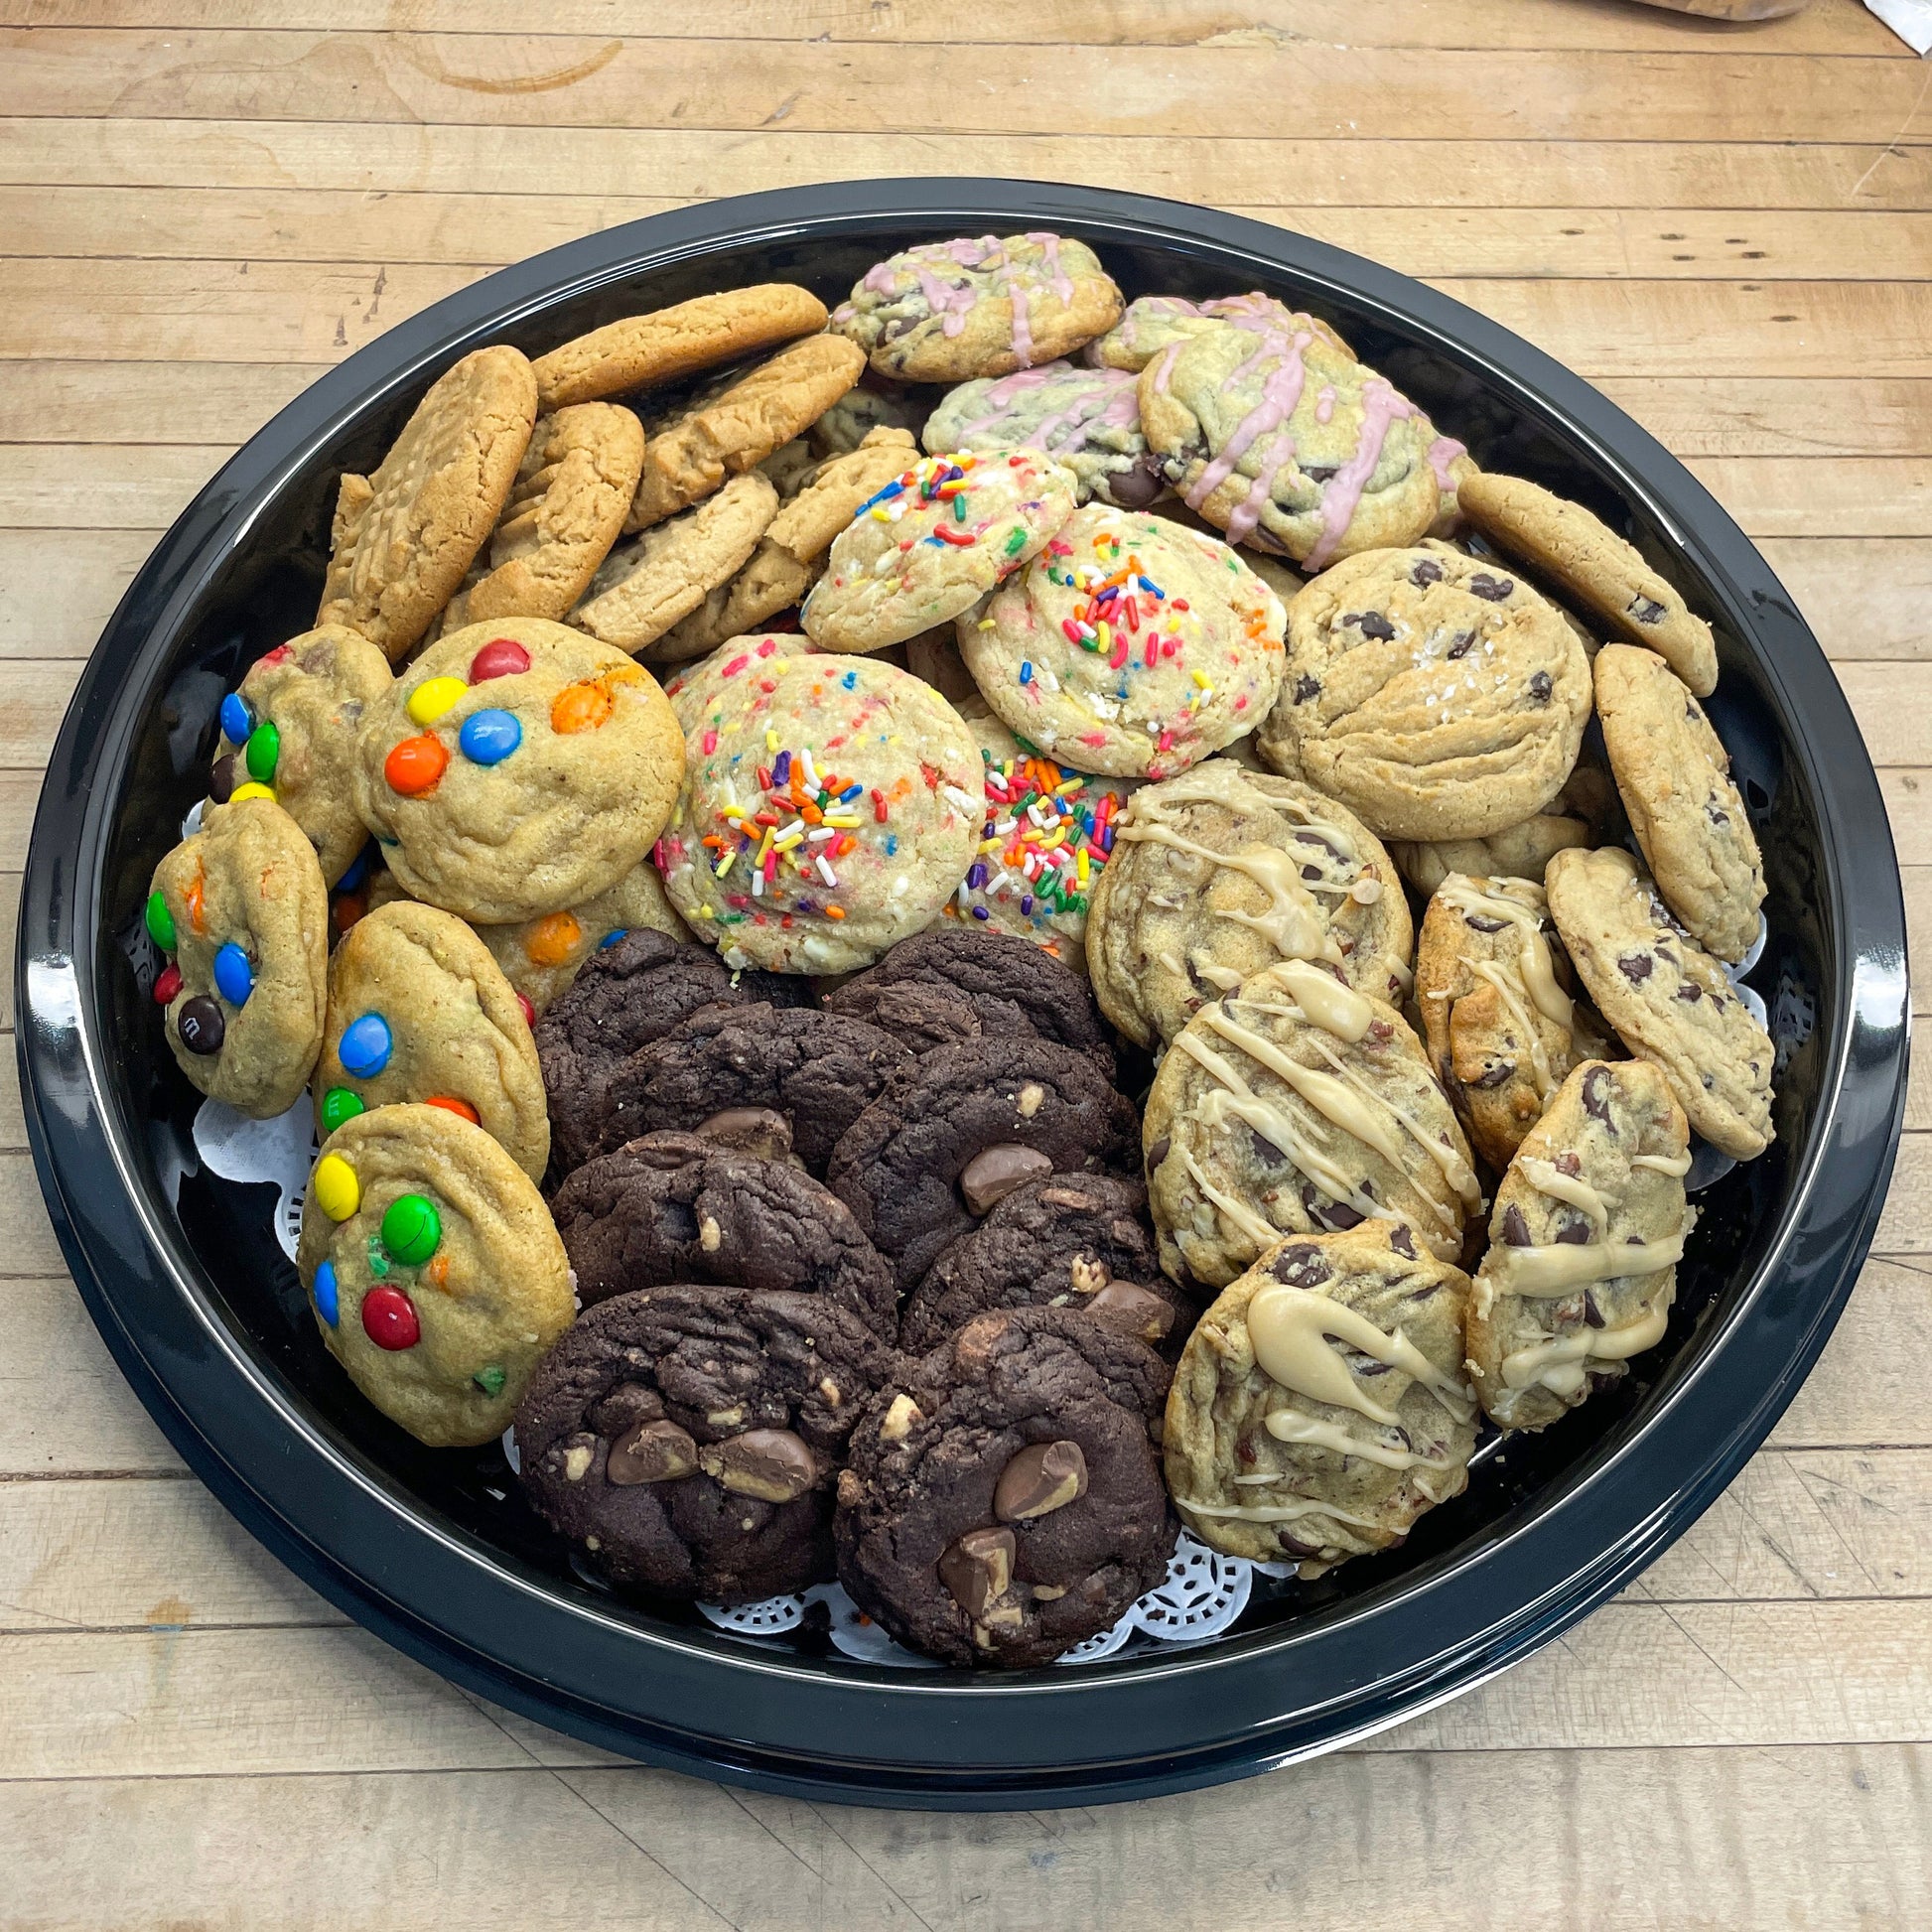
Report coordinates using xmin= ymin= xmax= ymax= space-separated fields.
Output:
xmin=1467 ymin=1058 xmax=1692 ymax=1433
xmin=835 ymin=1307 xmax=1174 ymax=1665
xmin=1087 ymin=293 xmax=1354 ymax=373
xmin=1163 ymin=1223 xmax=1476 ymax=1572
xmin=515 ymin=1285 xmax=886 ymax=1602
xmin=550 ymin=1131 xmax=896 ymax=1337
xmin=1594 ymin=643 xmax=1764 ymax=961
xmin=898 ymin=1173 xmax=1183 ymax=1358
xmin=1084 ymin=759 xmax=1413 ymax=1050
xmin=1255 ymin=544 xmax=1592 ymax=843
xmin=1546 ymin=847 xmax=1774 ymax=1160
xmin=1143 ymin=963 xmax=1481 ymax=1289
xmin=829 ymin=1036 xmax=1140 ymax=1292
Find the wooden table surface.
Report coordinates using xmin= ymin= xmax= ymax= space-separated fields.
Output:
xmin=3 ymin=1 xmax=1929 ymax=1924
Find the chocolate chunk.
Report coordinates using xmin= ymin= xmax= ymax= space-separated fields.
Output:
xmin=606 ymin=1418 xmax=699 ymax=1485
xmin=960 ymin=1144 xmax=1055 ymax=1215
xmin=1293 ymin=674 xmax=1321 ymax=704
xmin=1502 ymin=1202 xmax=1532 ymax=1246
xmin=1302 ymin=464 xmax=1338 ymax=483
xmin=1085 ymin=1280 xmax=1176 ymax=1344
xmin=1555 ymin=1214 xmax=1592 ymax=1245
xmin=1582 ymin=1064 xmax=1613 ymax=1123
xmin=1108 ymin=453 xmax=1166 ymax=509
xmin=1469 ymin=1061 xmax=1514 ymax=1089
xmin=695 ymin=1106 xmax=794 ymax=1161
xmin=1250 ymin=1127 xmax=1287 ymax=1167
xmin=1707 ymin=803 xmax=1730 ymax=827
xmin=1301 ymin=864 xmax=1323 ymax=883
xmin=994 ymin=1440 xmax=1089 ymax=1521
xmin=1146 ymin=1134 xmax=1172 ymax=1173
xmin=1528 ymin=670 xmax=1553 ymax=703
xmin=700 ymin=1427 xmax=819 ymax=1503
xmin=588 ymin=1381 xmax=663 ymax=1436
xmin=1447 ymin=630 xmax=1474 ymax=660
xmin=1301 ymin=1183 xmax=1364 ymax=1233
xmin=1676 ymin=983 xmax=1704 ymax=1002
xmin=1366 ymin=1020 xmax=1395 ymax=1044
xmin=176 ymin=995 xmax=225 ymax=1054
xmin=1463 ymin=911 xmax=1510 ymax=934
xmin=1388 ymin=1224 xmax=1418 ymax=1259
xmin=1410 ymin=558 xmax=1445 ymax=587
xmin=1628 ymin=596 xmax=1667 ymax=624
xmin=1357 ymin=611 xmax=1397 ymax=641
xmin=1468 ymin=572 xmax=1514 ymax=602
xmin=938 ymin=1525 xmax=1016 ymax=1617
xmin=1584 ymin=1290 xmax=1607 ymax=1328
xmin=1272 ymin=1243 xmax=1333 ymax=1287
xmin=209 ymin=753 xmax=237 ymax=805
xmin=1617 ymin=952 xmax=1654 ymax=983
xmin=1555 ymin=1151 xmax=1583 ymax=1176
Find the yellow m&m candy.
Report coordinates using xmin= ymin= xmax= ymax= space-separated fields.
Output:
xmin=312 ymin=1152 xmax=361 ymax=1222
xmin=406 ymin=676 xmax=469 ymax=727
xmin=227 ymin=781 xmax=277 ymax=805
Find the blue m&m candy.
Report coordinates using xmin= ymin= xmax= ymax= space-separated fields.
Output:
xmin=219 ymin=692 xmax=253 ymax=746
xmin=337 ymin=843 xmax=372 ymax=894
xmin=212 ymin=942 xmax=254 ymax=1006
xmin=338 ymin=1011 xmax=393 ymax=1078
xmin=459 ymin=708 xmax=522 ymax=766
xmin=313 ymin=1259 xmax=340 ymax=1328
xmin=598 ymin=928 xmax=628 ymax=950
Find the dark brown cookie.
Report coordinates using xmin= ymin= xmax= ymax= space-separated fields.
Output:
xmin=824 ymin=924 xmax=1115 ymax=1076
xmin=835 ymin=1308 xmax=1175 ymax=1666
xmin=587 ymin=1003 xmax=915 ymax=1176
xmin=827 ymin=1036 xmax=1140 ymax=1292
xmin=535 ymin=929 xmax=805 ymax=1175
xmin=514 ymin=1285 xmax=886 ymax=1604
xmin=897 ymin=1174 xmax=1186 ymax=1359
xmin=551 ymin=1131 xmax=897 ymax=1337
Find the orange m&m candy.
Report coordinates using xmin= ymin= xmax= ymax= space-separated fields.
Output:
xmin=525 ymin=911 xmax=582 ymax=967
xmin=550 ymin=681 xmax=613 ymax=735
xmin=423 ymin=1094 xmax=480 ymax=1125
xmin=385 ymin=733 xmax=449 ymax=795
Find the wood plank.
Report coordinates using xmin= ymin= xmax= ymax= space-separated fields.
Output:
xmin=1688 ymin=457 xmax=1932 ymax=537
xmin=1599 ymin=379 xmax=1932 ymax=458
xmin=5 ymin=34 xmax=1926 ymax=145
xmin=0 ymin=0 xmax=1906 ymax=57
xmin=1886 ymin=768 xmax=1932 ymax=869
xmin=1758 ymin=537 xmax=1932 ymax=657
xmin=0 ymin=445 xmax=227 ymax=531
xmin=8 ymin=185 xmax=1931 ymax=282
xmin=1 ymin=1149 xmax=84 ymax=1278
xmin=0 ymin=1746 xmax=1926 ymax=1932
xmin=0 ymin=528 xmax=159 ymax=660
xmin=9 ymin=117 xmax=1929 ymax=210
xmin=0 ymin=659 xmax=82 ymax=765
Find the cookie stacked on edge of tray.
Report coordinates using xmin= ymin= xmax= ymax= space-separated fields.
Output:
xmin=137 ymin=232 xmax=1777 ymax=1662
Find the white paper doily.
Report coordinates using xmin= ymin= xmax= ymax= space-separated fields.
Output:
xmin=191 ymin=1089 xmax=319 ymax=1261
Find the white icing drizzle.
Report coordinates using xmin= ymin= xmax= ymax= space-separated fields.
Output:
xmin=1190 ymin=955 xmax=1247 ymax=993
xmin=1248 ymin=1285 xmax=1476 ymax=1427
xmin=1262 ymin=1407 xmax=1452 ymax=1471
xmin=1266 ymin=960 xmax=1375 ymax=1041
xmin=1516 ymin=1156 xmax=1609 ymax=1242
xmin=1501 ymin=1291 xmax=1672 ymax=1392
xmin=1174 ymin=1139 xmax=1284 ymax=1250
xmin=1485 ymin=1223 xmax=1689 ymax=1299
xmin=1469 ymin=957 xmax=1557 ymax=1097
xmin=1632 ymin=1148 xmax=1694 ymax=1176
xmin=1439 ymin=874 xmax=1574 ymax=1034
xmin=1302 ymin=1029 xmax=1484 ymax=1216
xmin=1174 ymin=1494 xmax=1383 ymax=1529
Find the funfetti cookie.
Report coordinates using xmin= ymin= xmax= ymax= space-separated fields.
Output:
xmin=1138 ymin=320 xmax=1438 ymax=566
xmin=831 ymin=232 xmax=1124 ymax=383
xmin=958 ymin=503 xmax=1287 ymax=779
xmin=317 ymin=345 xmax=538 ymax=662
xmin=655 ymin=646 xmax=983 ymax=974
xmin=146 ymin=796 xmax=329 ymax=1118
xmin=209 ymin=624 xmax=393 ymax=887
xmin=313 ymin=899 xmax=549 ymax=1180
xmin=800 ymin=448 xmax=1079 ymax=655
xmin=298 ymin=1103 xmax=574 ymax=1449
xmin=351 ymin=617 xmax=683 ymax=925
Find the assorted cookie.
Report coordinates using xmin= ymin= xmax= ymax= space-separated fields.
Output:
xmin=145 ymin=233 xmax=1781 ymax=1662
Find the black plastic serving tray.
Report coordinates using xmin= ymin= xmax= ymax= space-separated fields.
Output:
xmin=15 ymin=179 xmax=1910 ymax=1808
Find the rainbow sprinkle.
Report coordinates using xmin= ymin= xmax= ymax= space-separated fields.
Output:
xmin=700 ymin=744 xmax=881 ymax=919
xmin=954 ymin=748 xmax=1120 ymax=930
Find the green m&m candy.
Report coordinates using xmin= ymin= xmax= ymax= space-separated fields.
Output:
xmin=144 ymin=890 xmax=177 ymax=952
xmin=244 ymin=719 xmax=281 ymax=784
xmin=319 ymin=1086 xmax=365 ymax=1135
xmin=380 ymin=1191 xmax=441 ymax=1266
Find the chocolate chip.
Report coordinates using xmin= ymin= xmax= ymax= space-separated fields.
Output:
xmin=1302 ymin=864 xmax=1323 ymax=882
xmin=994 ymin=1440 xmax=1089 ymax=1521
xmin=1555 ymin=1214 xmax=1592 ymax=1245
xmin=1108 ymin=454 xmax=1166 ymax=509
xmin=1617 ymin=953 xmax=1653 ymax=984
xmin=1463 ymin=912 xmax=1509 ymax=934
xmin=1411 ymin=559 xmax=1445 ymax=587
xmin=209 ymin=753 xmax=237 ymax=804
xmin=1502 ymin=1203 xmax=1532 ymax=1246
xmin=1146 ymin=1134 xmax=1171 ymax=1174
xmin=1528 ymin=670 xmax=1553 ymax=703
xmin=1556 ymin=1151 xmax=1582 ymax=1176
xmin=1300 ymin=1184 xmax=1362 ymax=1233
xmin=589 ymin=1381 xmax=664 ymax=1436
xmin=1469 ymin=572 xmax=1514 ymax=602
xmin=1583 ymin=1064 xmax=1613 ymax=1123
xmin=606 ymin=1418 xmax=699 ymax=1486
xmin=699 ymin=1428 xmax=818 ymax=1503
xmin=1293 ymin=674 xmax=1321 ymax=704
xmin=1250 ymin=1128 xmax=1287 ymax=1168
xmin=1628 ymin=595 xmax=1667 ymax=624
xmin=1469 ymin=1062 xmax=1514 ymax=1089
xmin=938 ymin=1525 xmax=1016 ymax=1617
xmin=1584 ymin=1290 xmax=1606 ymax=1328
xmin=1707 ymin=804 xmax=1730 ymax=827
xmin=1676 ymin=983 xmax=1704 ymax=1002
xmin=1447 ymin=630 xmax=1474 ymax=660
xmin=1357 ymin=611 xmax=1396 ymax=641
xmin=1085 ymin=1280 xmax=1175 ymax=1343
xmin=1272 ymin=1242 xmax=1333 ymax=1286
xmin=960 ymin=1144 xmax=1054 ymax=1215
xmin=176 ymin=995 xmax=224 ymax=1054
xmin=1303 ymin=464 xmax=1338 ymax=483
xmin=1388 ymin=1224 xmax=1417 ymax=1259
xmin=695 ymin=1106 xmax=793 ymax=1161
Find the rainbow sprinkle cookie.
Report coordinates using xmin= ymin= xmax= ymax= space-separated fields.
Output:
xmin=656 ymin=647 xmax=982 ymax=975
xmin=958 ymin=504 xmax=1287 ymax=780
xmin=800 ymin=448 xmax=1078 ymax=655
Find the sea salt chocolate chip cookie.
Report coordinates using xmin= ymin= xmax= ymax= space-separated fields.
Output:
xmin=589 ymin=1003 xmax=915 ymax=1177
xmin=434 ymin=402 xmax=645 ymax=632
xmin=570 ymin=472 xmax=778 ymax=657
xmin=534 ymin=928 xmax=806 ymax=1175
xmin=515 ymin=1284 xmax=886 ymax=1601
xmin=312 ymin=900 xmax=549 ymax=1180
xmin=298 ymin=1103 xmax=574 ymax=1449
xmin=1456 ymin=472 xmax=1719 ymax=697
xmin=1163 ymin=1224 xmax=1475 ymax=1572
xmin=352 ymin=618 xmax=683 ymax=924
xmin=1143 ymin=963 xmax=1481 ymax=1289
xmin=1391 ymin=798 xmax=1593 ymax=897
xmin=801 ymin=448 xmax=1079 ymax=654
xmin=1087 ymin=293 xmax=1354 ymax=372
xmin=655 ymin=650 xmax=982 ymax=975
xmin=210 ymin=625 xmax=394 ymax=887
xmin=1255 ymin=545 xmax=1592 ymax=843
xmin=1415 ymin=873 xmax=1606 ymax=1172
xmin=835 ymin=1307 xmax=1174 ymax=1666
xmin=317 ymin=345 xmax=537 ymax=661
xmin=959 ymin=504 xmax=1287 ymax=779
xmin=625 ymin=334 xmax=866 ymax=532
xmin=1546 ymin=846 xmax=1773 ymax=1159
xmin=146 ymin=796 xmax=329 ymax=1117
xmin=922 ymin=362 xmax=1164 ymax=508
xmin=1138 ymin=320 xmax=1438 ymax=564
xmin=829 ymin=1036 xmax=1140 ymax=1292
xmin=1085 ymin=759 xmax=1412 ymax=1050
xmin=475 ymin=859 xmax=690 ymax=1018
xmin=831 ymin=232 xmax=1124 ymax=383
xmin=550 ymin=1131 xmax=897 ymax=1337
xmin=898 ymin=1173 xmax=1183 ymax=1358
xmin=1594 ymin=643 xmax=1765 ymax=961
xmin=530 ymin=284 xmax=828 ymax=412
xmin=1468 ymin=1058 xmax=1692 ymax=1433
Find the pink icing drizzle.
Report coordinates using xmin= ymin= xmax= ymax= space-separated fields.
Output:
xmin=1149 ymin=342 xmax=1183 ymax=394
xmin=1184 ymin=330 xmax=1312 ymax=516
xmin=1314 ymin=384 xmax=1336 ymax=424
xmin=1427 ymin=435 xmax=1467 ymax=490
xmin=1026 ymin=231 xmax=1076 ymax=304
xmin=951 ymin=363 xmax=1140 ymax=450
xmin=1304 ymin=377 xmax=1416 ymax=571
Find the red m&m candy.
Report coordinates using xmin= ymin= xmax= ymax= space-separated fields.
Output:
xmin=153 ymin=963 xmax=183 ymax=1006
xmin=361 ymin=1285 xmax=421 ymax=1350
xmin=470 ymin=638 xmax=531 ymax=683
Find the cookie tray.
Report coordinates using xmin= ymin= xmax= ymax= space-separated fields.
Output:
xmin=16 ymin=180 xmax=1910 ymax=1807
